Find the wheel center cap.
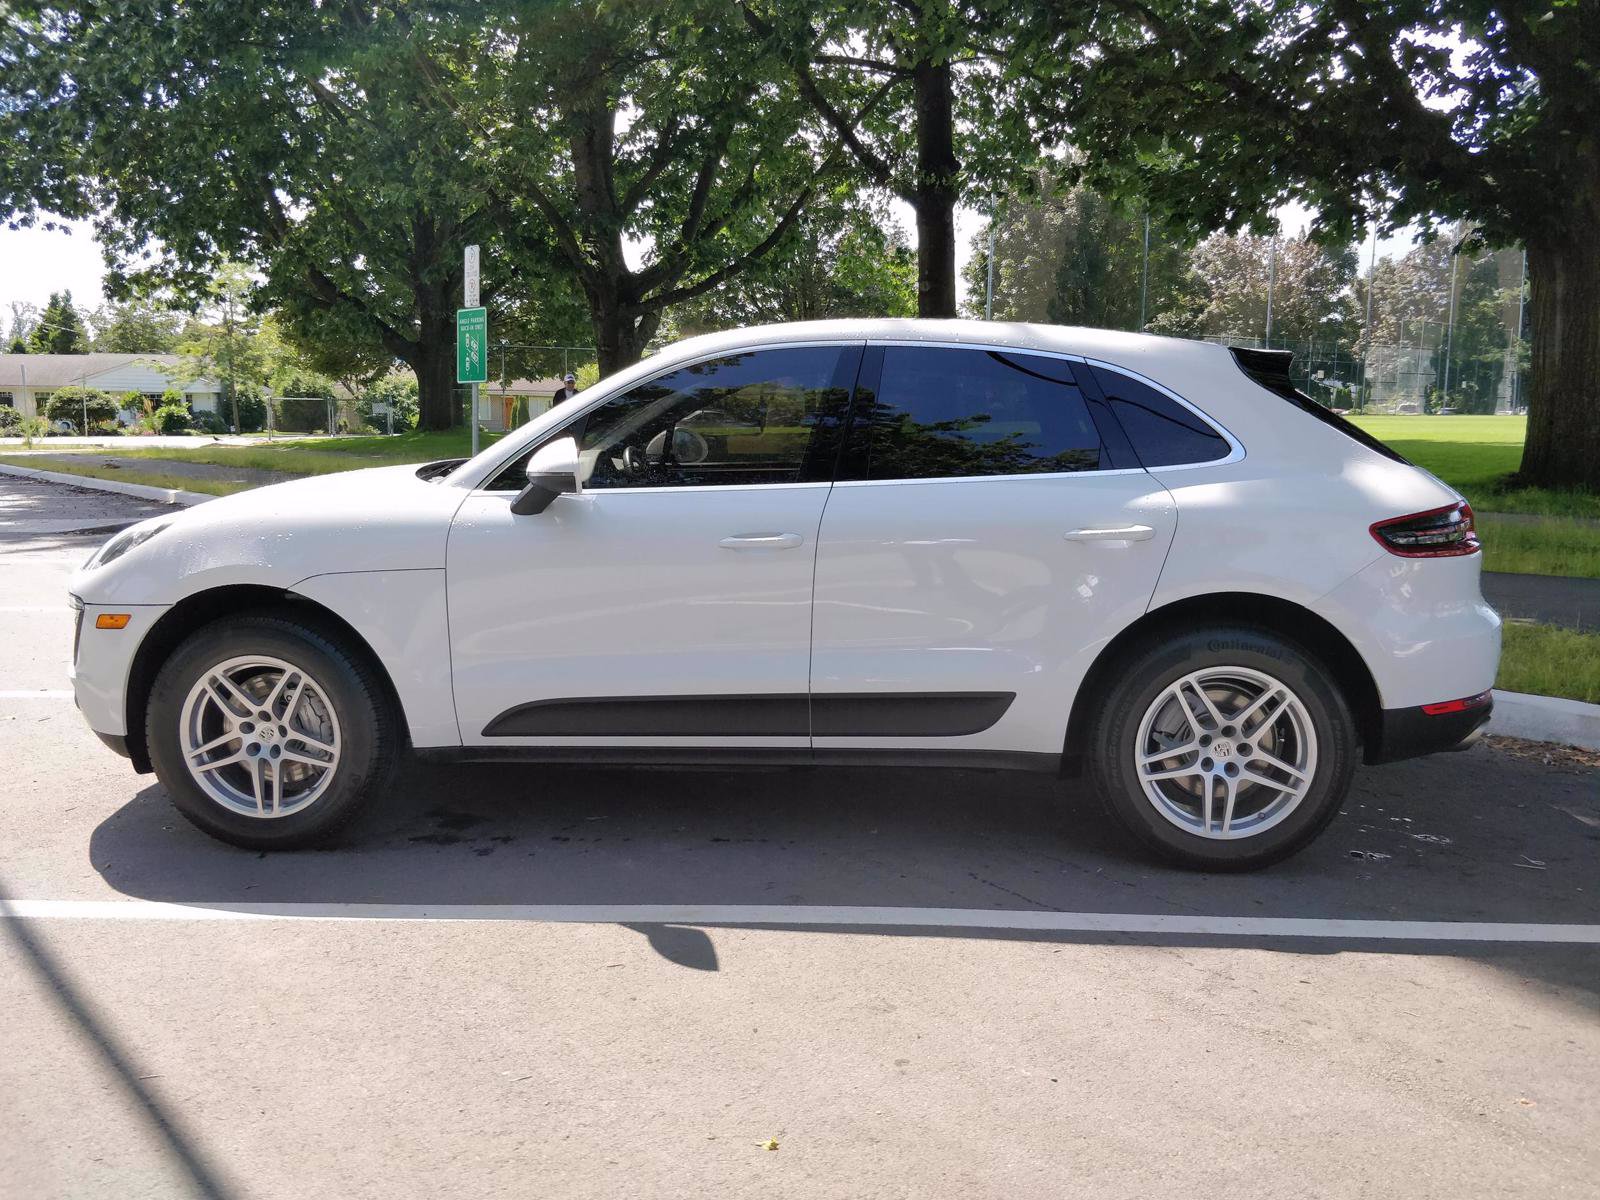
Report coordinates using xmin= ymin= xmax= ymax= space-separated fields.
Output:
xmin=259 ymin=726 xmax=277 ymax=743
xmin=1212 ymin=740 xmax=1233 ymax=758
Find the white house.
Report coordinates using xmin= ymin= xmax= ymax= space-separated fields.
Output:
xmin=0 ymin=353 xmax=221 ymax=421
xmin=477 ymin=375 xmax=569 ymax=432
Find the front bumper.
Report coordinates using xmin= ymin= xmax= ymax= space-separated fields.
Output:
xmin=69 ymin=600 xmax=168 ymax=743
xmin=1368 ymin=694 xmax=1494 ymax=765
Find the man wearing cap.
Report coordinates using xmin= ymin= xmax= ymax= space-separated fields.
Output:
xmin=551 ymin=372 xmax=579 ymax=406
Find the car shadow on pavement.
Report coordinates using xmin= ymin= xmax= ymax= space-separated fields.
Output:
xmin=86 ymin=744 xmax=1600 ymax=995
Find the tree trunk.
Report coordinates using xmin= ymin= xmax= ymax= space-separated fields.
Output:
xmin=411 ymin=303 xmax=459 ymax=432
xmin=591 ymin=298 xmax=661 ymax=378
xmin=912 ymin=57 xmax=959 ymax=318
xmin=1518 ymin=234 xmax=1600 ymax=492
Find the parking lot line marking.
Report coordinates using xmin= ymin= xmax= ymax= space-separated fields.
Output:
xmin=5 ymin=900 xmax=1600 ymax=944
xmin=0 ymin=689 xmax=73 ymax=700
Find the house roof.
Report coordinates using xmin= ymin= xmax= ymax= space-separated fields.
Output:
xmin=482 ymin=376 xmax=568 ymax=395
xmin=0 ymin=352 xmax=187 ymax=388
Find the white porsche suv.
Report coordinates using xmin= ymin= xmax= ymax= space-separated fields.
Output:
xmin=68 ymin=320 xmax=1500 ymax=869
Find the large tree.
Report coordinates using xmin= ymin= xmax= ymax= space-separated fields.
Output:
xmin=88 ymin=298 xmax=183 ymax=353
xmin=666 ymin=190 xmax=917 ymax=335
xmin=1159 ymin=232 xmax=1359 ymax=353
xmin=964 ymin=174 xmax=1196 ymax=329
xmin=28 ymin=291 xmax=88 ymax=353
xmin=743 ymin=0 xmax=1062 ymax=318
xmin=1067 ymin=0 xmax=1600 ymax=490
xmin=0 ymin=1 xmax=511 ymax=428
xmin=467 ymin=0 xmax=841 ymax=375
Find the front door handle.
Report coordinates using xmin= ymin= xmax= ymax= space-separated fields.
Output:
xmin=719 ymin=533 xmax=804 ymax=551
xmin=1063 ymin=525 xmax=1156 ymax=543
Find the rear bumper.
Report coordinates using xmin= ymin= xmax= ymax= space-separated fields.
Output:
xmin=1367 ymin=694 xmax=1493 ymax=765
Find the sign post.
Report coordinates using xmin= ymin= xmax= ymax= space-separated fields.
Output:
xmin=459 ymin=245 xmax=484 ymax=456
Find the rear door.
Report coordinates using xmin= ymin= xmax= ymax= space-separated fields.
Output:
xmin=809 ymin=344 xmax=1177 ymax=758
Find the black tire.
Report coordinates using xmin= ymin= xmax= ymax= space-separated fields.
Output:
xmin=1087 ymin=624 xmax=1357 ymax=871
xmin=146 ymin=612 xmax=399 ymax=849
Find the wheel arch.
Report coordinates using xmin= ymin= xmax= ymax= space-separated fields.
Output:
xmin=1061 ymin=592 xmax=1383 ymax=775
xmin=123 ymin=584 xmax=409 ymax=772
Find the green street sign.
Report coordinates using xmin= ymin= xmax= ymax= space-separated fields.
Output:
xmin=456 ymin=307 xmax=487 ymax=384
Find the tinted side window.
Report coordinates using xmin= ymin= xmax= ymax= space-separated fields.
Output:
xmin=486 ymin=346 xmax=856 ymax=491
xmin=855 ymin=347 xmax=1104 ymax=480
xmin=1089 ymin=365 xmax=1230 ymax=467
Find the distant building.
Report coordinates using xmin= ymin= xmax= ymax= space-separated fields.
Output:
xmin=0 ymin=353 xmax=220 ymax=421
xmin=477 ymin=376 xmax=569 ymax=432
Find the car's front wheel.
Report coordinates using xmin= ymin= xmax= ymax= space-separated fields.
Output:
xmin=1088 ymin=625 xmax=1357 ymax=870
xmin=146 ymin=613 xmax=399 ymax=849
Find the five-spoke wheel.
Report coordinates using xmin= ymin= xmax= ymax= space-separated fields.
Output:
xmin=1089 ymin=625 xmax=1355 ymax=870
xmin=179 ymin=655 xmax=343 ymax=818
xmin=148 ymin=613 xmax=397 ymax=849
xmin=1135 ymin=666 xmax=1317 ymax=839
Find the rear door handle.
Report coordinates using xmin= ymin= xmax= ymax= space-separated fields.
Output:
xmin=719 ymin=533 xmax=804 ymax=551
xmin=1063 ymin=525 xmax=1156 ymax=543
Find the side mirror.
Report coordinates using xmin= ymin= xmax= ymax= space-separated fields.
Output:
xmin=510 ymin=435 xmax=581 ymax=515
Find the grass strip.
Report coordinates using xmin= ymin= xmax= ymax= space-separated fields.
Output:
xmin=0 ymin=456 xmax=246 ymax=496
xmin=1497 ymin=622 xmax=1600 ymax=704
xmin=1479 ymin=516 xmax=1600 ymax=580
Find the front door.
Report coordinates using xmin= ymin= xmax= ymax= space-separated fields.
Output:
xmin=447 ymin=343 xmax=861 ymax=747
xmin=810 ymin=344 xmax=1177 ymax=757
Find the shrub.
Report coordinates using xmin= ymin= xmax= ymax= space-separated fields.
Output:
xmin=190 ymin=409 xmax=228 ymax=435
xmin=358 ymin=373 xmax=418 ymax=432
xmin=160 ymin=388 xmax=185 ymax=407
xmin=45 ymin=386 xmax=119 ymax=433
xmin=19 ymin=416 xmax=50 ymax=446
xmin=153 ymin=403 xmax=191 ymax=434
xmin=0 ymin=406 xmax=21 ymax=432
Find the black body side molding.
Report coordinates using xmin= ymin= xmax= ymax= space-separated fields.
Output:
xmin=481 ymin=692 xmax=1016 ymax=739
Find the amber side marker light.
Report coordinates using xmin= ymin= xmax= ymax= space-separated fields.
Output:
xmin=94 ymin=613 xmax=131 ymax=630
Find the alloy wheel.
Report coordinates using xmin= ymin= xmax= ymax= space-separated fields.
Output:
xmin=178 ymin=655 xmax=342 ymax=818
xmin=1134 ymin=665 xmax=1318 ymax=840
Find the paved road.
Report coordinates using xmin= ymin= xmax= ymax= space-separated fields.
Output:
xmin=2 ymin=480 xmax=1597 ymax=1199
xmin=1483 ymin=571 xmax=1599 ymax=632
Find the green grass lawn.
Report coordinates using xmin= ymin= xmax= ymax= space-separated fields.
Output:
xmin=1497 ymin=622 xmax=1600 ymax=704
xmin=1347 ymin=414 xmax=1600 ymax=519
xmin=0 ymin=456 xmax=247 ymax=496
xmin=6 ymin=429 xmax=496 ymax=475
xmin=1478 ymin=515 xmax=1600 ymax=579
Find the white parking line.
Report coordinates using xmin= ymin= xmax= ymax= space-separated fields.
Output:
xmin=5 ymin=900 xmax=1599 ymax=943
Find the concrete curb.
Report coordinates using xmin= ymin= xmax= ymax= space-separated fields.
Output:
xmin=0 ymin=463 xmax=212 ymax=507
xmin=1489 ymin=689 xmax=1600 ymax=752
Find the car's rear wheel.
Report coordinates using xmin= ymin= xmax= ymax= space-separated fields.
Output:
xmin=146 ymin=613 xmax=398 ymax=849
xmin=1088 ymin=625 xmax=1357 ymax=870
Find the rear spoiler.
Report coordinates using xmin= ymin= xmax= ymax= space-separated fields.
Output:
xmin=1229 ymin=347 xmax=1297 ymax=401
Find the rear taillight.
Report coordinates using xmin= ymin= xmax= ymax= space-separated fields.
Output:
xmin=1370 ymin=502 xmax=1479 ymax=558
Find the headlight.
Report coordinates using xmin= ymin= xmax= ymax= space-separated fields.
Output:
xmin=85 ymin=519 xmax=172 ymax=570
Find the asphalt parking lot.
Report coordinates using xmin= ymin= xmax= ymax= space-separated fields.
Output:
xmin=2 ymin=477 xmax=1597 ymax=1199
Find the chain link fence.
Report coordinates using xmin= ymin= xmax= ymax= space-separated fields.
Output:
xmin=1200 ymin=333 xmax=1524 ymax=415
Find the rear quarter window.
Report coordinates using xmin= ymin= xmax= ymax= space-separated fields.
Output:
xmin=1088 ymin=365 xmax=1231 ymax=467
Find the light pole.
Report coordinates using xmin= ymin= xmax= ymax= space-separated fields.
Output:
xmin=984 ymin=207 xmax=997 ymax=321
xmin=1139 ymin=210 xmax=1151 ymax=331
xmin=1441 ymin=250 xmax=1461 ymax=407
xmin=1264 ymin=236 xmax=1278 ymax=345
xmin=1360 ymin=224 xmax=1377 ymax=405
